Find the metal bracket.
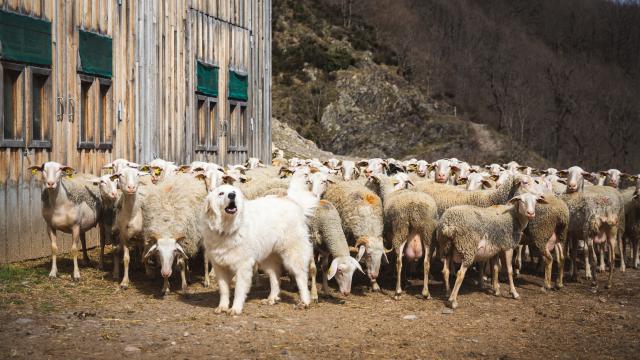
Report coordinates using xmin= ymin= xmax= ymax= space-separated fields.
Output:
xmin=67 ymin=97 xmax=75 ymax=122
xmin=56 ymin=97 xmax=65 ymax=121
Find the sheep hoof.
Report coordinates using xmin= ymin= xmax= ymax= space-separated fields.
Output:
xmin=295 ymin=302 xmax=310 ymax=310
xmin=511 ymin=292 xmax=520 ymax=300
xmin=72 ymin=274 xmax=81 ymax=282
xmin=494 ymin=290 xmax=501 ymax=297
xmin=555 ymin=283 xmax=564 ymax=290
xmin=393 ymin=293 xmax=402 ymax=301
xmin=214 ymin=306 xmax=228 ymax=314
xmin=261 ymin=297 xmax=280 ymax=305
xmin=448 ymin=300 xmax=458 ymax=309
xmin=48 ymin=271 xmax=57 ymax=278
xmin=119 ymin=283 xmax=129 ymax=290
xmin=420 ymin=290 xmax=432 ymax=300
xmin=540 ymin=286 xmax=547 ymax=293
xmin=203 ymin=280 xmax=210 ymax=288
xmin=371 ymin=283 xmax=381 ymax=292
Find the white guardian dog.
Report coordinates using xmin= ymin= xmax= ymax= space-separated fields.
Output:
xmin=200 ymin=183 xmax=317 ymax=315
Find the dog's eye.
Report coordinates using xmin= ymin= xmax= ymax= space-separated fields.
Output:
xmin=218 ymin=192 xmax=224 ymax=196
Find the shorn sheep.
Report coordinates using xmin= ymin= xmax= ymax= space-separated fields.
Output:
xmin=29 ymin=162 xmax=103 ymax=281
xmin=365 ymin=174 xmax=438 ymax=300
xmin=141 ymin=175 xmax=207 ymax=294
xmin=87 ymin=175 xmax=119 ymax=271
xmin=322 ymin=181 xmax=387 ymax=291
xmin=437 ymin=192 xmax=546 ymax=309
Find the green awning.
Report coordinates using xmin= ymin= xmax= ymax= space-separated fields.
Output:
xmin=228 ymin=70 xmax=248 ymax=101
xmin=196 ymin=61 xmax=219 ymax=97
xmin=0 ymin=10 xmax=51 ymax=66
xmin=78 ymin=30 xmax=112 ymax=78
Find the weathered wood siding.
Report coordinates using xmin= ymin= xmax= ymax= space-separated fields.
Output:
xmin=1 ymin=0 xmax=271 ymax=263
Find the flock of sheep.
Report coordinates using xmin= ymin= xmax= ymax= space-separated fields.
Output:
xmin=26 ymin=151 xmax=640 ymax=313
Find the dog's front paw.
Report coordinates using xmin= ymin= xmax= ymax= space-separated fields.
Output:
xmin=228 ymin=308 xmax=243 ymax=316
xmin=214 ymin=306 xmax=229 ymax=314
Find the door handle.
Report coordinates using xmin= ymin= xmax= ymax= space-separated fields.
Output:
xmin=67 ymin=97 xmax=75 ymax=122
xmin=56 ymin=97 xmax=65 ymax=121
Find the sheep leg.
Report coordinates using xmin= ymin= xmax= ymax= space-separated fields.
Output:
xmin=178 ymin=257 xmax=188 ymax=291
xmin=394 ymin=242 xmax=406 ymax=300
xmin=633 ymin=238 xmax=640 ymax=269
xmin=542 ymin=250 xmax=553 ymax=291
xmin=501 ymin=249 xmax=519 ymax=300
xmin=120 ymin=241 xmax=131 ymax=289
xmin=309 ymin=258 xmax=318 ymax=303
xmin=514 ymin=245 xmax=523 ymax=276
xmin=161 ymin=277 xmax=170 ymax=295
xmin=447 ymin=263 xmax=469 ymax=309
xmin=584 ymin=240 xmax=593 ymax=281
xmin=597 ymin=244 xmax=606 ymax=273
xmin=214 ymin=265 xmax=231 ymax=314
xmin=98 ymin=224 xmax=106 ymax=271
xmin=204 ymin=253 xmax=211 ymax=288
xmin=569 ymin=238 xmax=578 ymax=281
xmin=229 ymin=263 xmax=254 ymax=315
xmin=320 ymin=256 xmax=330 ymax=294
xmin=442 ymin=255 xmax=451 ymax=297
xmin=71 ymin=225 xmax=81 ymax=281
xmin=261 ymin=259 xmax=282 ymax=305
xmin=555 ymin=243 xmax=565 ymax=289
xmin=606 ymin=235 xmax=616 ymax=289
xmin=618 ymin=233 xmax=625 ymax=273
xmin=587 ymin=240 xmax=597 ymax=287
xmin=491 ymin=256 xmax=500 ymax=297
xmin=112 ymin=243 xmax=121 ymax=279
xmin=77 ymin=231 xmax=89 ymax=267
xmin=421 ymin=243 xmax=432 ymax=300
xmin=47 ymin=226 xmax=59 ymax=278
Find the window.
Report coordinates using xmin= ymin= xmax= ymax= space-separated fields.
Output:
xmin=98 ymin=81 xmax=112 ymax=148
xmin=195 ymin=61 xmax=219 ymax=153
xmin=228 ymin=100 xmax=248 ymax=150
xmin=1 ymin=62 xmax=51 ymax=148
xmin=195 ymin=95 xmax=218 ymax=152
xmin=79 ymin=78 xmax=92 ymax=147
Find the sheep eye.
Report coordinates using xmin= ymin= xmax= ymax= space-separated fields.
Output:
xmin=218 ymin=192 xmax=224 ymax=196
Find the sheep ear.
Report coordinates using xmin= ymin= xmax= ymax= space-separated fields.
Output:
xmin=222 ymin=175 xmax=236 ymax=185
xmin=557 ymin=178 xmax=567 ymax=185
xmin=357 ymin=160 xmax=369 ymax=167
xmin=457 ymin=177 xmax=467 ymax=185
xmin=128 ymin=162 xmax=140 ymax=168
xmin=558 ymin=170 xmax=568 ymax=176
xmin=109 ymin=174 xmax=120 ymax=182
xmin=481 ymin=180 xmax=493 ymax=189
xmin=350 ymin=257 xmax=365 ymax=275
xmin=194 ymin=173 xmax=206 ymax=181
xmin=326 ymin=178 xmax=335 ymax=184
xmin=27 ymin=165 xmax=44 ymax=174
xmin=382 ymin=251 xmax=389 ymax=265
xmin=178 ymin=165 xmax=191 ymax=173
xmin=143 ymin=244 xmax=158 ymax=262
xmin=406 ymin=179 xmax=415 ymax=187
xmin=599 ymin=171 xmax=607 ymax=176
xmin=61 ymin=166 xmax=75 ymax=177
xmin=337 ymin=160 xmax=343 ymax=167
xmin=537 ymin=195 xmax=549 ymax=204
xmin=87 ymin=177 xmax=102 ymax=185
xmin=355 ymin=246 xmax=366 ymax=262
xmin=508 ymin=196 xmax=521 ymax=204
xmin=175 ymin=243 xmax=188 ymax=259
xmin=327 ymin=258 xmax=338 ymax=280
xmin=309 ymin=166 xmax=319 ymax=174
xmin=427 ymin=164 xmax=435 ymax=171
xmin=102 ymin=162 xmax=114 ymax=169
xmin=139 ymin=164 xmax=150 ymax=172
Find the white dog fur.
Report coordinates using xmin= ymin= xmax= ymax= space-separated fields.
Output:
xmin=200 ymin=183 xmax=316 ymax=315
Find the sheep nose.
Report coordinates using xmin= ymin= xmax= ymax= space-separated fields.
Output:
xmin=369 ymin=272 xmax=378 ymax=280
xmin=527 ymin=211 xmax=535 ymax=217
xmin=127 ymin=186 xmax=135 ymax=192
xmin=228 ymin=192 xmax=236 ymax=200
xmin=46 ymin=181 xmax=55 ymax=188
xmin=161 ymin=270 xmax=172 ymax=278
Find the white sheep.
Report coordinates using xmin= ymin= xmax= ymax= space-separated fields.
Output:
xmin=87 ymin=174 xmax=120 ymax=271
xmin=28 ymin=162 xmax=103 ymax=281
xmin=339 ymin=160 xmax=360 ymax=181
xmin=437 ymin=192 xmax=545 ymax=309
xmin=102 ymin=158 xmax=139 ymax=174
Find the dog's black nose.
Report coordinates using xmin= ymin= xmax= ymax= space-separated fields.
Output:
xmin=228 ymin=192 xmax=236 ymax=200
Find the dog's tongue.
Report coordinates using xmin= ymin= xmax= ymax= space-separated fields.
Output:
xmin=225 ymin=205 xmax=237 ymax=214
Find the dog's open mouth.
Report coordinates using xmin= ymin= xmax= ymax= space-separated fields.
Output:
xmin=225 ymin=202 xmax=237 ymax=214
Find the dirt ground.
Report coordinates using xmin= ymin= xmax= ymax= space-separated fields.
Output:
xmin=1 ymin=247 xmax=639 ymax=359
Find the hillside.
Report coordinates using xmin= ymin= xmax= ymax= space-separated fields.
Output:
xmin=271 ymin=0 xmax=549 ymax=167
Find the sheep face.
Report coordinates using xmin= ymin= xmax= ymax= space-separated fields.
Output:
xmin=560 ymin=166 xmax=589 ymax=193
xmin=327 ymin=256 xmax=363 ymax=295
xmin=416 ymin=160 xmax=429 ymax=177
xmin=245 ymin=157 xmax=265 ymax=169
xmin=325 ymin=158 xmax=340 ymax=170
xmin=356 ymin=237 xmax=386 ymax=281
xmin=114 ymin=167 xmax=148 ymax=195
xmin=601 ymin=169 xmax=622 ymax=188
xmin=28 ymin=162 xmax=75 ymax=190
xmin=89 ymin=175 xmax=119 ymax=200
xmin=432 ymin=159 xmax=452 ymax=184
xmin=310 ymin=172 xmax=333 ymax=198
xmin=144 ymin=237 xmax=188 ymax=279
xmin=196 ymin=168 xmax=227 ymax=192
xmin=103 ymin=158 xmax=139 ymax=174
xmin=485 ymin=163 xmax=504 ymax=176
xmin=451 ymin=162 xmax=471 ymax=184
xmin=340 ymin=160 xmax=359 ymax=181
xmin=465 ymin=172 xmax=491 ymax=191
xmin=510 ymin=192 xmax=544 ymax=220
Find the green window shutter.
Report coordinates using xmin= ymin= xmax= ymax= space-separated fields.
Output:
xmin=228 ymin=70 xmax=248 ymax=101
xmin=78 ymin=30 xmax=112 ymax=78
xmin=196 ymin=61 xmax=219 ymax=97
xmin=0 ymin=10 xmax=52 ymax=66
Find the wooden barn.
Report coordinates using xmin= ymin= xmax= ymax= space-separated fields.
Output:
xmin=0 ymin=0 xmax=272 ymax=263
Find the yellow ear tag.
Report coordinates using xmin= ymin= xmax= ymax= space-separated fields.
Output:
xmin=31 ymin=169 xmax=38 ymax=175
xmin=154 ymin=168 xmax=162 ymax=176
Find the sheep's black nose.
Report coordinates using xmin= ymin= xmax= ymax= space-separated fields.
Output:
xmin=228 ymin=192 xmax=236 ymax=200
